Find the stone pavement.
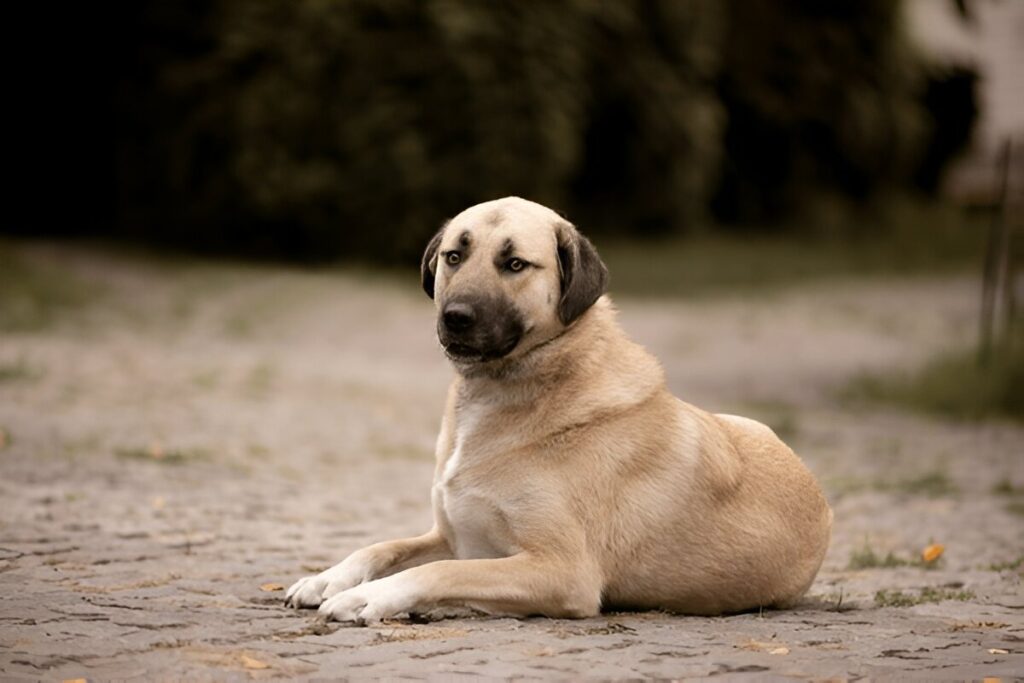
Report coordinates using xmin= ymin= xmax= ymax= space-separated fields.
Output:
xmin=0 ymin=243 xmax=1021 ymax=679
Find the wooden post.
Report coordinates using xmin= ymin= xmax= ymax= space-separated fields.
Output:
xmin=978 ymin=137 xmax=1013 ymax=365
xmin=998 ymin=137 xmax=1020 ymax=347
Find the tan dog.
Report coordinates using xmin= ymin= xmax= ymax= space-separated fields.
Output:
xmin=286 ymin=197 xmax=832 ymax=622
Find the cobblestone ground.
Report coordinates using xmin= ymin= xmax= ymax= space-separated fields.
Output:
xmin=1 ymin=243 xmax=1021 ymax=680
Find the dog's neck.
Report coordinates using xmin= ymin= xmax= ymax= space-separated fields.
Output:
xmin=452 ymin=296 xmax=666 ymax=416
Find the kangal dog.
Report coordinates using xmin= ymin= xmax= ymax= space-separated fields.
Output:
xmin=286 ymin=197 xmax=832 ymax=623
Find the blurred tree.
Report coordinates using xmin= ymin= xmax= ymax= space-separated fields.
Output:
xmin=913 ymin=64 xmax=978 ymax=194
xmin=10 ymin=0 xmax=971 ymax=260
xmin=567 ymin=1 xmax=722 ymax=236
xmin=110 ymin=0 xmax=721 ymax=260
xmin=911 ymin=0 xmax=981 ymax=197
xmin=711 ymin=0 xmax=928 ymax=228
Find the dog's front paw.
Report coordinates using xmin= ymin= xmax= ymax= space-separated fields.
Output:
xmin=284 ymin=574 xmax=329 ymax=608
xmin=317 ymin=576 xmax=413 ymax=624
xmin=285 ymin=561 xmax=365 ymax=608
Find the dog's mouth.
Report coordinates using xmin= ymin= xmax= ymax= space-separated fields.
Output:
xmin=442 ymin=336 xmax=520 ymax=363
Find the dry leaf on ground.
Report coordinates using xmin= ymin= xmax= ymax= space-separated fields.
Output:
xmin=740 ymin=639 xmax=789 ymax=652
xmin=922 ymin=543 xmax=945 ymax=563
xmin=241 ymin=654 xmax=270 ymax=669
xmin=259 ymin=582 xmax=285 ymax=592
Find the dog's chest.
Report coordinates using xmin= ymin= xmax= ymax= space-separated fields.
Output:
xmin=434 ymin=411 xmax=515 ymax=560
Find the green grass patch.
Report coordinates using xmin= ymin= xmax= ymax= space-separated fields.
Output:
xmin=874 ymin=587 xmax=975 ymax=608
xmin=844 ymin=341 xmax=1024 ymax=422
xmin=987 ymin=556 xmax=1024 ymax=572
xmin=595 ymin=202 xmax=984 ymax=299
xmin=848 ymin=540 xmax=942 ymax=571
xmin=0 ymin=240 xmax=101 ymax=331
xmin=825 ymin=470 xmax=959 ymax=499
xmin=849 ymin=545 xmax=911 ymax=570
xmin=994 ymin=478 xmax=1024 ymax=518
xmin=192 ymin=369 xmax=222 ymax=391
xmin=992 ymin=478 xmax=1024 ymax=496
xmin=116 ymin=445 xmax=211 ymax=465
xmin=368 ymin=439 xmax=433 ymax=461
xmin=243 ymin=362 xmax=276 ymax=398
xmin=0 ymin=357 xmax=42 ymax=383
xmin=887 ymin=470 xmax=958 ymax=497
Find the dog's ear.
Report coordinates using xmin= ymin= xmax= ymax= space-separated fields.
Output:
xmin=555 ymin=221 xmax=609 ymax=325
xmin=420 ymin=222 xmax=448 ymax=299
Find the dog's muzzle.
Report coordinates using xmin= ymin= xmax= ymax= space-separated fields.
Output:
xmin=438 ymin=296 xmax=524 ymax=362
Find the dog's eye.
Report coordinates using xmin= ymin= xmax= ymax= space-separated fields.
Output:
xmin=445 ymin=252 xmax=461 ymax=266
xmin=506 ymin=258 xmax=526 ymax=273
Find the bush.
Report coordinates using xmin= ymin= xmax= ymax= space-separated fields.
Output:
xmin=711 ymin=0 xmax=929 ymax=226
xmin=110 ymin=0 xmax=723 ymax=261
xmin=847 ymin=337 xmax=1024 ymax=422
xmin=14 ymin=1 xmax=958 ymax=262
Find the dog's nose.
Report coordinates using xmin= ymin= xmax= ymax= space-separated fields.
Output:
xmin=443 ymin=302 xmax=476 ymax=332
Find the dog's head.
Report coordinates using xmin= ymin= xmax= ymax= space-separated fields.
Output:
xmin=421 ymin=197 xmax=608 ymax=369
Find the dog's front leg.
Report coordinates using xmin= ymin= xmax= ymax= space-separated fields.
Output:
xmin=286 ymin=529 xmax=452 ymax=608
xmin=318 ymin=553 xmax=603 ymax=623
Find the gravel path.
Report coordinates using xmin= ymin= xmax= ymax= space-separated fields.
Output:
xmin=1 ymin=243 xmax=1021 ymax=679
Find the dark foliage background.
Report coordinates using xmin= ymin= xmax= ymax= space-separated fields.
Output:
xmin=10 ymin=0 xmax=976 ymax=262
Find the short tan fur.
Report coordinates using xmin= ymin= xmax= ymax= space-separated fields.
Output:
xmin=286 ymin=197 xmax=832 ymax=622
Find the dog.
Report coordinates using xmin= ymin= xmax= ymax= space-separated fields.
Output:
xmin=286 ymin=197 xmax=832 ymax=623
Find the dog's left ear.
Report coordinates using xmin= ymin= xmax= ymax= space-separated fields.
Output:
xmin=555 ymin=221 xmax=609 ymax=325
xmin=420 ymin=222 xmax=448 ymax=299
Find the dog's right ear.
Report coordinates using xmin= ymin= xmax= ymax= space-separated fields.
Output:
xmin=420 ymin=221 xmax=448 ymax=299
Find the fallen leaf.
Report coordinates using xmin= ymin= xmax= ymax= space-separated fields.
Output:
xmin=259 ymin=582 xmax=285 ymax=592
xmin=922 ymin=543 xmax=945 ymax=564
xmin=987 ymin=648 xmax=1008 ymax=655
xmin=769 ymin=647 xmax=790 ymax=655
xmin=241 ymin=654 xmax=269 ymax=669
xmin=62 ymin=679 xmax=87 ymax=683
xmin=740 ymin=639 xmax=787 ymax=652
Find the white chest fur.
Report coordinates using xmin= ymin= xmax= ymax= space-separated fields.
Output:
xmin=435 ymin=405 xmax=510 ymax=560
